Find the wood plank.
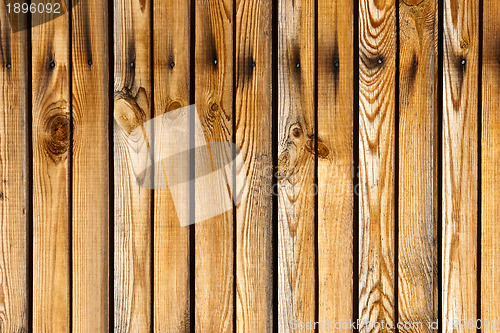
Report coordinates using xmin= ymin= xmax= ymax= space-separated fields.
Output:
xmin=152 ymin=0 xmax=191 ymax=331
xmin=113 ymin=0 xmax=151 ymax=330
xmin=358 ymin=0 xmax=397 ymax=331
xmin=277 ymin=0 xmax=316 ymax=331
xmin=235 ymin=0 xmax=273 ymax=331
xmin=194 ymin=0 xmax=234 ymax=331
xmin=398 ymin=0 xmax=438 ymax=331
xmin=481 ymin=0 xmax=500 ymax=331
xmin=72 ymin=0 xmax=109 ymax=330
xmin=442 ymin=0 xmax=478 ymax=332
xmin=0 ymin=4 xmax=29 ymax=331
xmin=317 ymin=0 xmax=353 ymax=331
xmin=32 ymin=0 xmax=71 ymax=331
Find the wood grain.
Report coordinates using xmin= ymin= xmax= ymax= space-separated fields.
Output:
xmin=481 ymin=0 xmax=500 ymax=331
xmin=113 ymin=0 xmax=151 ymax=330
xmin=277 ymin=0 xmax=316 ymax=331
xmin=398 ymin=0 xmax=438 ymax=331
xmin=194 ymin=0 xmax=234 ymax=332
xmin=0 ymin=4 xmax=28 ymax=331
xmin=317 ymin=0 xmax=353 ymax=331
xmin=153 ymin=0 xmax=191 ymax=331
xmin=32 ymin=0 xmax=71 ymax=330
xmin=442 ymin=0 xmax=478 ymax=332
xmin=235 ymin=0 xmax=273 ymax=331
xmin=358 ymin=0 xmax=397 ymax=332
xmin=72 ymin=0 xmax=109 ymax=330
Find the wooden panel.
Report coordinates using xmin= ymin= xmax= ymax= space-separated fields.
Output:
xmin=153 ymin=0 xmax=191 ymax=331
xmin=113 ymin=0 xmax=151 ymax=330
xmin=235 ymin=0 xmax=273 ymax=331
xmin=442 ymin=1 xmax=478 ymax=332
xmin=32 ymin=0 xmax=71 ymax=331
xmin=482 ymin=0 xmax=500 ymax=331
xmin=194 ymin=0 xmax=234 ymax=332
xmin=72 ymin=0 xmax=109 ymax=330
xmin=358 ymin=0 xmax=396 ymax=331
xmin=0 ymin=4 xmax=28 ymax=331
xmin=317 ymin=0 xmax=353 ymax=330
xmin=277 ymin=0 xmax=316 ymax=331
xmin=398 ymin=0 xmax=438 ymax=331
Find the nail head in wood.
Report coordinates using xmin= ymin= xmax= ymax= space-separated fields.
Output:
xmin=170 ymin=62 xmax=175 ymax=68
xmin=50 ymin=60 xmax=55 ymax=68
xmin=6 ymin=63 xmax=11 ymax=69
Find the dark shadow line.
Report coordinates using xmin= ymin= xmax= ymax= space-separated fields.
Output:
xmin=108 ymin=0 xmax=115 ymax=329
xmin=68 ymin=0 xmax=74 ymax=330
xmin=437 ymin=0 xmax=444 ymax=331
xmin=232 ymin=0 xmax=237 ymax=332
xmin=395 ymin=0 xmax=400 ymax=331
xmin=313 ymin=0 xmax=319 ymax=326
xmin=149 ymin=0 xmax=155 ymax=331
xmin=189 ymin=0 xmax=196 ymax=331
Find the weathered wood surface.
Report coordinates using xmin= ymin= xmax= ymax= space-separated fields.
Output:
xmin=481 ymin=0 xmax=500 ymax=332
xmin=0 ymin=3 xmax=28 ymax=331
xmin=153 ymin=0 xmax=191 ymax=331
xmin=277 ymin=0 xmax=316 ymax=331
xmin=398 ymin=0 xmax=438 ymax=332
xmin=442 ymin=1 xmax=479 ymax=332
xmin=235 ymin=0 xmax=273 ymax=332
xmin=113 ymin=0 xmax=152 ymax=330
xmin=194 ymin=0 xmax=234 ymax=332
xmin=358 ymin=0 xmax=397 ymax=332
xmin=72 ymin=0 xmax=109 ymax=330
xmin=32 ymin=0 xmax=71 ymax=331
xmin=317 ymin=0 xmax=353 ymax=331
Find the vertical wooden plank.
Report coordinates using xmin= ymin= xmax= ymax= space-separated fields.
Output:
xmin=72 ymin=0 xmax=109 ymax=330
xmin=32 ymin=0 xmax=71 ymax=331
xmin=358 ymin=0 xmax=396 ymax=331
xmin=235 ymin=0 xmax=273 ymax=331
xmin=442 ymin=0 xmax=478 ymax=332
xmin=398 ymin=0 xmax=438 ymax=331
xmin=317 ymin=0 xmax=353 ymax=330
xmin=153 ymin=0 xmax=191 ymax=331
xmin=277 ymin=0 xmax=316 ymax=331
xmin=482 ymin=0 xmax=500 ymax=331
xmin=195 ymin=0 xmax=233 ymax=332
xmin=0 ymin=4 xmax=28 ymax=331
xmin=113 ymin=0 xmax=151 ymax=330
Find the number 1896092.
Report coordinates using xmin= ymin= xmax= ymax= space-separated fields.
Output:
xmin=6 ymin=2 xmax=61 ymax=14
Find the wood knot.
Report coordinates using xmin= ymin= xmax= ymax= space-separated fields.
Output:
xmin=211 ymin=103 xmax=219 ymax=112
xmin=114 ymin=89 xmax=149 ymax=134
xmin=166 ymin=101 xmax=182 ymax=112
xmin=44 ymin=113 xmax=70 ymax=158
xmin=277 ymin=151 xmax=290 ymax=180
xmin=291 ymin=125 xmax=302 ymax=138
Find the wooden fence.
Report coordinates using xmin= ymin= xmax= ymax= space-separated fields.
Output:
xmin=0 ymin=0 xmax=499 ymax=332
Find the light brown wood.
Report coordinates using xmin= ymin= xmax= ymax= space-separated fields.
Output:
xmin=482 ymin=0 xmax=500 ymax=331
xmin=32 ymin=0 xmax=71 ymax=330
xmin=278 ymin=0 xmax=316 ymax=331
xmin=72 ymin=0 xmax=109 ymax=330
xmin=114 ymin=0 xmax=152 ymax=330
xmin=194 ymin=0 xmax=234 ymax=332
xmin=153 ymin=0 xmax=191 ymax=331
xmin=0 ymin=4 xmax=29 ymax=331
xmin=358 ymin=0 xmax=396 ymax=332
xmin=235 ymin=0 xmax=273 ymax=331
xmin=398 ymin=0 xmax=438 ymax=331
xmin=442 ymin=1 xmax=478 ymax=332
xmin=317 ymin=0 xmax=353 ymax=331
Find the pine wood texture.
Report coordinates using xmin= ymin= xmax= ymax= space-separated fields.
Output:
xmin=32 ymin=1 xmax=71 ymax=331
xmin=0 ymin=4 xmax=28 ymax=331
xmin=442 ymin=1 xmax=479 ymax=332
xmin=235 ymin=0 xmax=273 ymax=331
xmin=153 ymin=0 xmax=191 ymax=331
xmin=358 ymin=0 xmax=397 ymax=332
xmin=72 ymin=0 xmax=109 ymax=330
xmin=113 ymin=0 xmax=152 ymax=330
xmin=317 ymin=0 xmax=353 ymax=331
xmin=277 ymin=0 xmax=316 ymax=331
xmin=481 ymin=0 xmax=500 ymax=332
xmin=398 ymin=0 xmax=438 ymax=331
xmin=194 ymin=0 xmax=234 ymax=332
